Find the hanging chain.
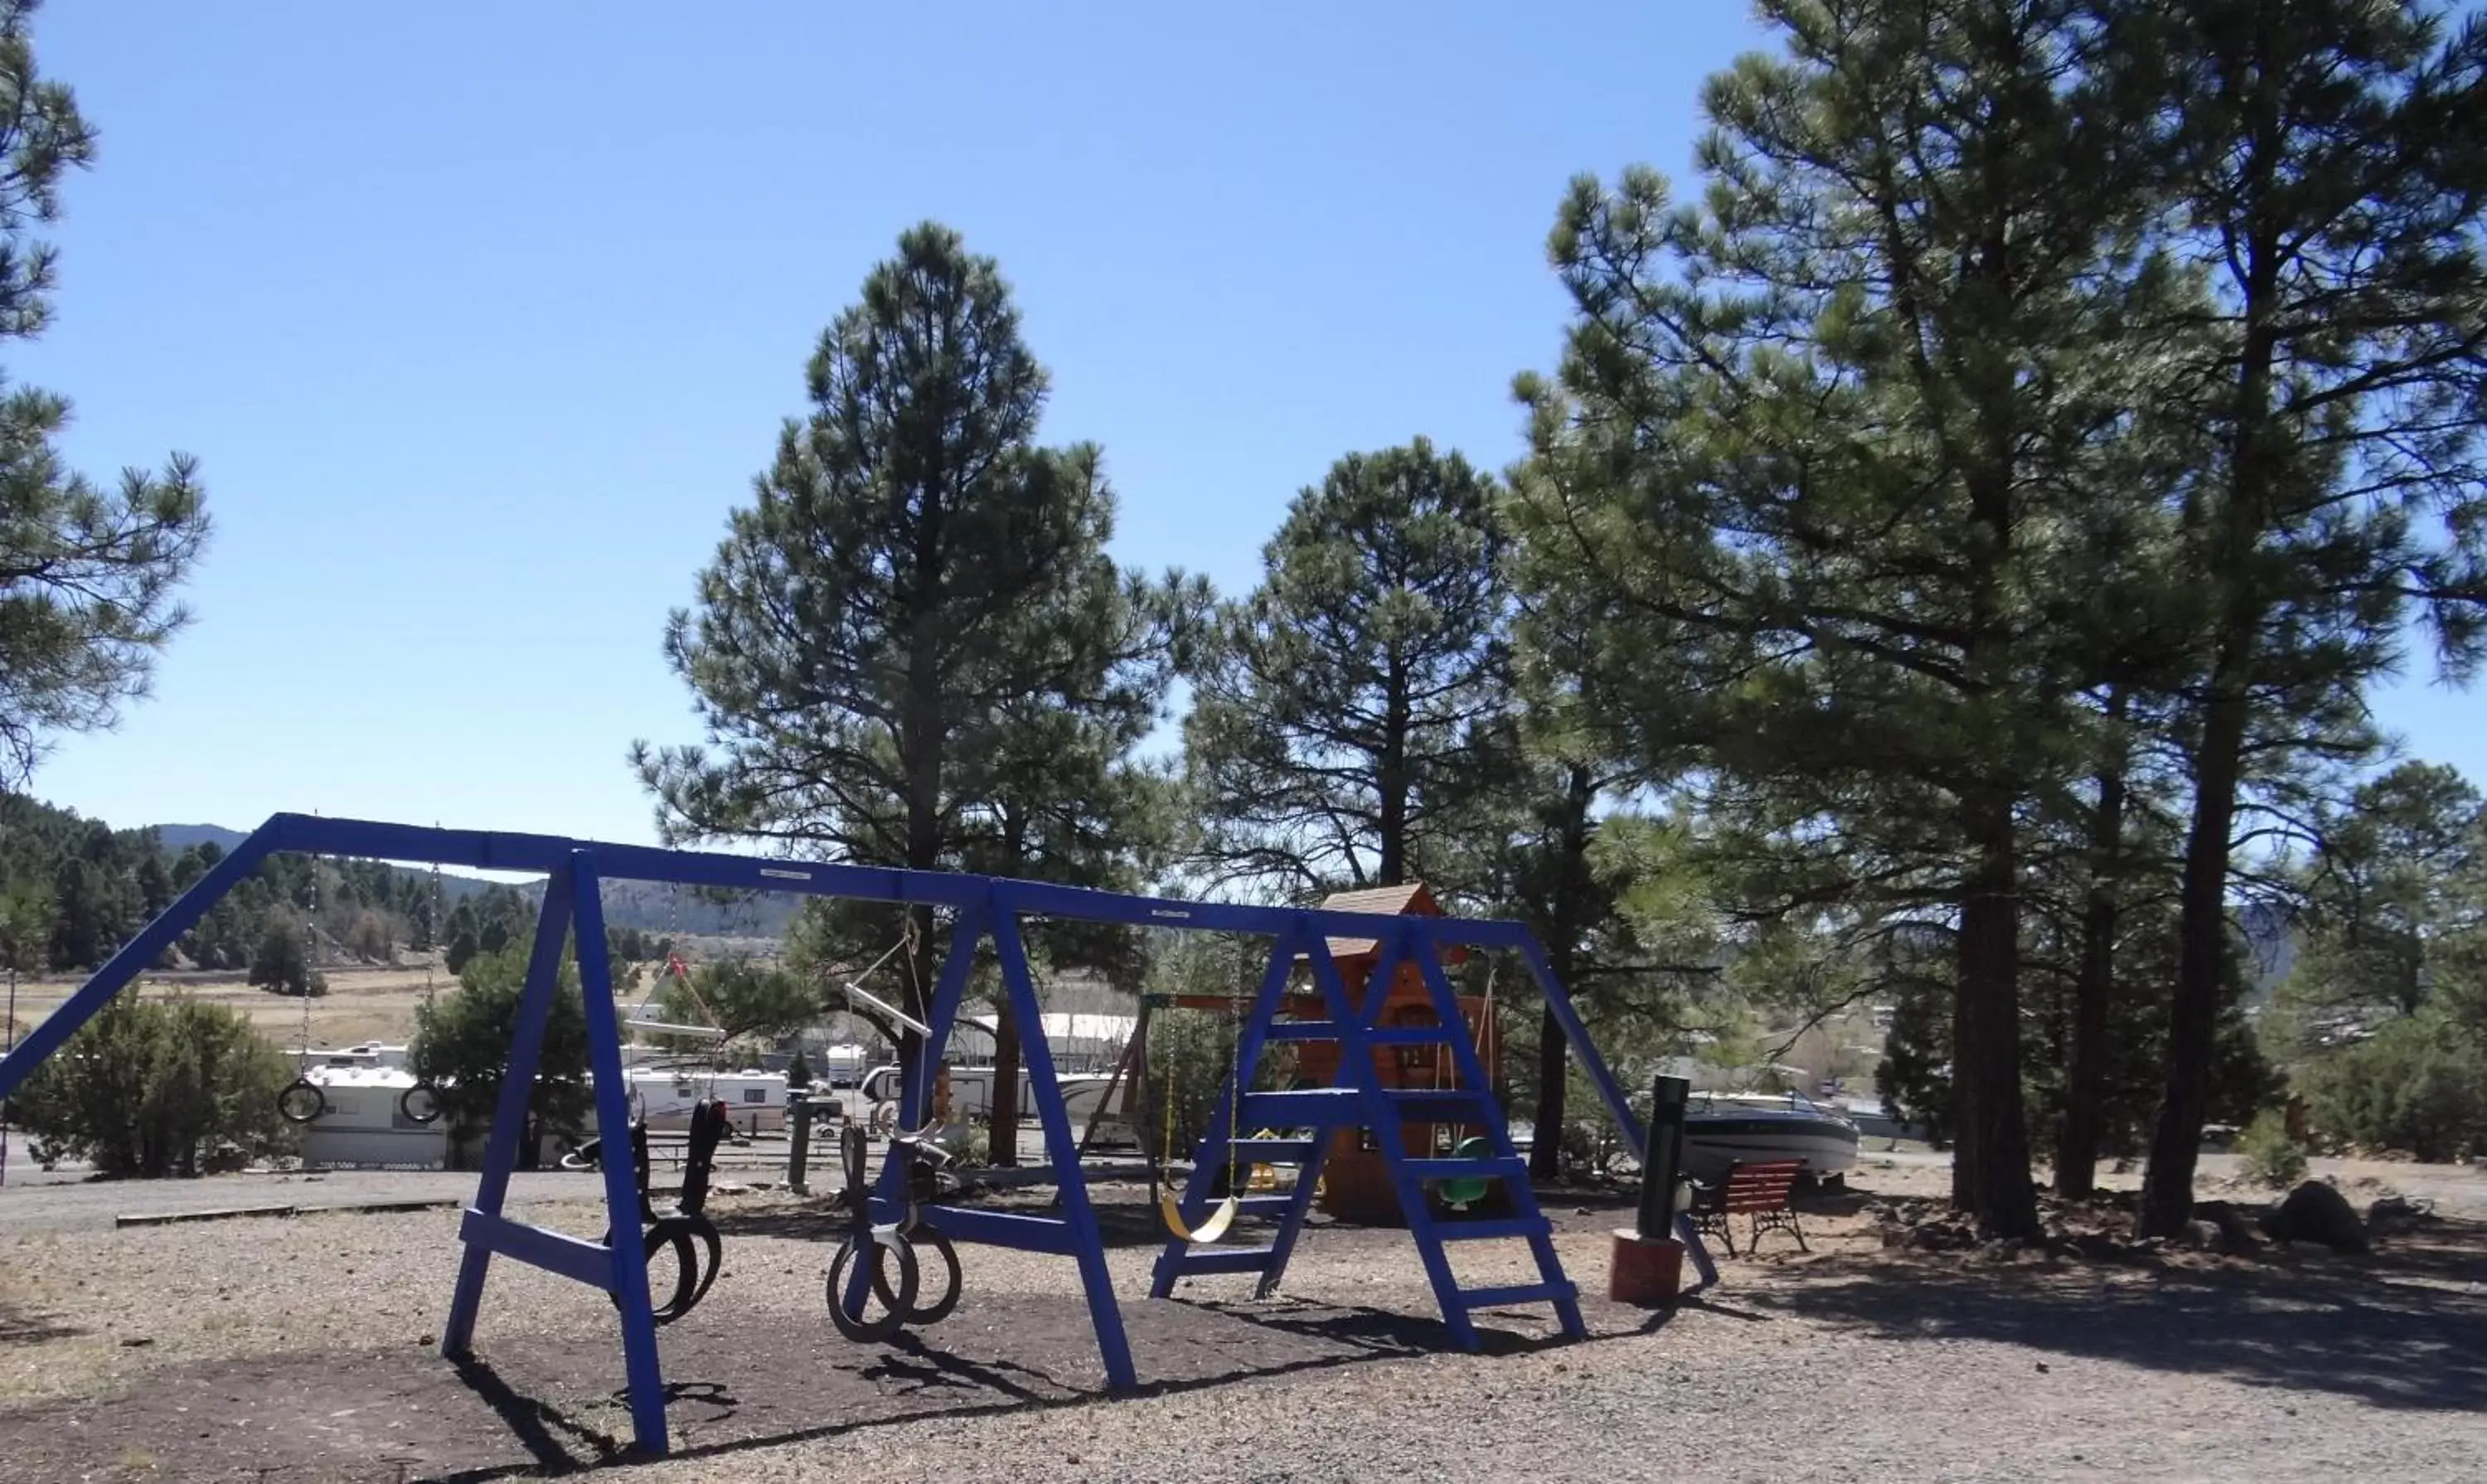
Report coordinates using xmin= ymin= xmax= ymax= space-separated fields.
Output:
xmin=425 ymin=843 xmax=444 ymax=1011
xmin=297 ymin=847 xmax=319 ymax=1047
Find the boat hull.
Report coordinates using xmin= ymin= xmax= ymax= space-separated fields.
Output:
xmin=1680 ymin=1113 xmax=1859 ymax=1181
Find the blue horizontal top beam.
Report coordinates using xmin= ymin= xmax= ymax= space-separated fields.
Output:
xmin=244 ymin=813 xmax=1539 ymax=948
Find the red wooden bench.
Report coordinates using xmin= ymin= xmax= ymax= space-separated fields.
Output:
xmin=1690 ymin=1158 xmax=1809 ymax=1257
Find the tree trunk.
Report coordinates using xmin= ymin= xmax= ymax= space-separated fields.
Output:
xmin=989 ymin=992 xmax=1021 ymax=1167
xmin=2055 ymin=693 xmax=2129 ymax=1200
xmin=1377 ymin=662 xmax=1411 ymax=885
xmin=898 ymin=681 xmax=944 ymax=1088
xmin=2140 ymin=656 xmax=2252 ymax=1236
xmin=2141 ymin=226 xmax=2279 ymax=1238
xmin=1948 ymin=948 xmax=1978 ymax=1210
xmin=1954 ymin=786 xmax=2039 ymax=1239
xmin=988 ymin=808 xmax=1031 ymax=1165
xmin=1529 ymin=764 xmax=1594 ymax=1181
xmin=1531 ymin=1001 xmax=1568 ymax=1181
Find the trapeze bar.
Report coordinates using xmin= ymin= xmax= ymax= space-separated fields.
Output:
xmin=458 ymin=1210 xmax=615 ymax=1290
xmin=844 ymin=979 xmax=932 ymax=1038
xmin=623 ymin=1018 xmax=728 ymax=1040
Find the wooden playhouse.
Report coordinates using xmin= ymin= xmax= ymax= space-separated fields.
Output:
xmin=1285 ymin=882 xmax=1502 ymax=1224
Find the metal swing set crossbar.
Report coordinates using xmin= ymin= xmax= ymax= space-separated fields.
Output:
xmin=0 ymin=812 xmax=1706 ymax=1459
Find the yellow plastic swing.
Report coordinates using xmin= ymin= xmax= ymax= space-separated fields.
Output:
xmin=1155 ymin=1043 xmax=1242 ymax=1244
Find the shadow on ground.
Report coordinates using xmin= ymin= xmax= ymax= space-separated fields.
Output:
xmin=1738 ymin=1217 xmax=2487 ymax=1413
xmin=0 ymin=1297 xmax=80 ymax=1346
xmin=0 ymin=1285 xmax=1622 ymax=1484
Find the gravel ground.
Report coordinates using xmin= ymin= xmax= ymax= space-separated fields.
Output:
xmin=0 ymin=1173 xmax=2481 ymax=1482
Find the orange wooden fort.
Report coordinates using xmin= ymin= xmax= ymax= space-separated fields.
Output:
xmin=1282 ymin=883 xmax=1501 ymax=1223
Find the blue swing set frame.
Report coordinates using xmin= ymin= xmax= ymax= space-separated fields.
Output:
xmin=0 ymin=812 xmax=1708 ymax=1457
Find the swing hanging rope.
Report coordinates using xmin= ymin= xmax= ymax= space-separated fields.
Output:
xmin=620 ymin=959 xmax=729 ymax=1042
xmin=834 ymin=914 xmax=937 ymax=1141
xmin=275 ymin=847 xmax=328 ymax=1126
xmin=623 ymin=887 xmax=730 ymax=1043
xmin=841 ymin=916 xmax=931 ymax=1040
xmin=1156 ymin=1001 xmax=1244 ymax=1245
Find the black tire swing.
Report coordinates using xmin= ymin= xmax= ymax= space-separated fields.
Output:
xmin=576 ymin=1097 xmax=739 ymax=1325
xmin=885 ymin=1129 xmax=964 ymax=1325
xmin=825 ymin=1123 xmax=918 ymax=1341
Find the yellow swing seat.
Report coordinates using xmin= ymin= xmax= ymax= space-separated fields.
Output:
xmin=1158 ymin=1191 xmax=1243 ymax=1244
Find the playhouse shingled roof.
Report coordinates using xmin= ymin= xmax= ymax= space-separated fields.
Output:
xmin=1306 ymin=881 xmax=1442 ymax=963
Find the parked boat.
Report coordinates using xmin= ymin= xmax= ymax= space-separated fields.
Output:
xmin=1680 ymin=1090 xmax=1860 ymax=1181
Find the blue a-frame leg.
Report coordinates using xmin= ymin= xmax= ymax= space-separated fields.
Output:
xmin=864 ymin=894 xmax=1138 ymax=1390
xmin=439 ymin=852 xmax=670 ymax=1454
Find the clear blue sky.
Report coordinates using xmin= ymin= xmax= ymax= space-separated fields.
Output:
xmin=17 ymin=1 xmax=2482 ymax=848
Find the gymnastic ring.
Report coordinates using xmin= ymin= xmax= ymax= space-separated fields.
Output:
xmin=397 ymin=1084 xmax=443 ymax=1125
xmin=826 ymin=1229 xmax=919 ymax=1344
xmin=278 ymin=1078 xmax=326 ymax=1125
xmin=875 ymin=1224 xmax=962 ymax=1326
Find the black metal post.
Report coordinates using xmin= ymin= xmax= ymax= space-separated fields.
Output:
xmin=1636 ymin=1073 xmax=1690 ymax=1240
xmin=787 ymin=1094 xmax=815 ymax=1195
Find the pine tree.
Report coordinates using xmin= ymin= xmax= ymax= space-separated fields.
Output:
xmin=0 ymin=0 xmax=209 ymax=784
xmin=1184 ymin=439 xmax=1518 ymax=898
xmin=2129 ymin=0 xmax=2487 ymax=1236
xmin=2278 ymin=761 xmax=2483 ymax=1034
xmin=1518 ymin=0 xmax=2182 ymax=1238
xmin=248 ymin=919 xmax=320 ymax=998
xmin=410 ymin=941 xmax=594 ymax=1161
xmin=959 ymin=691 xmax=1185 ymax=1164
xmin=1503 ymin=458 xmax=1716 ymax=1178
xmin=636 ymin=222 xmax=1191 ymax=1078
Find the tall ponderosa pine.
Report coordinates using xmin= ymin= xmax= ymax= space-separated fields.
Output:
xmin=957 ymin=678 xmax=1190 ymax=1162
xmin=0 ymin=0 xmax=208 ymax=785
xmin=636 ymin=223 xmax=1190 ymax=1080
xmin=1185 ymin=439 xmax=1517 ymax=897
xmin=2131 ymin=0 xmax=2487 ymax=1236
xmin=1520 ymin=0 xmax=2176 ymax=1238
xmin=1504 ymin=462 xmax=1710 ymax=1179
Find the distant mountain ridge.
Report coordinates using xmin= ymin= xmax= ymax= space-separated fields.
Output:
xmin=151 ymin=822 xmax=250 ymax=855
